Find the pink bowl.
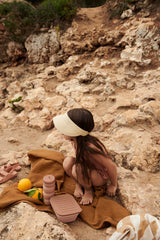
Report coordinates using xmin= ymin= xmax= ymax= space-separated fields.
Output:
xmin=50 ymin=193 xmax=82 ymax=223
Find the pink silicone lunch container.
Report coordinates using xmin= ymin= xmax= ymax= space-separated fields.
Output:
xmin=50 ymin=193 xmax=82 ymax=223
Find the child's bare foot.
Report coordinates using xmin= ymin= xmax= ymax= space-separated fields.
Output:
xmin=106 ymin=184 xmax=117 ymax=197
xmin=80 ymin=189 xmax=93 ymax=205
xmin=74 ymin=183 xmax=83 ymax=198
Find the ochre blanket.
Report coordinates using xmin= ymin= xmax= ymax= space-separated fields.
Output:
xmin=0 ymin=149 xmax=130 ymax=229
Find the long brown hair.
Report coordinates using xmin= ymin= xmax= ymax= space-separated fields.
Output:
xmin=67 ymin=108 xmax=109 ymax=182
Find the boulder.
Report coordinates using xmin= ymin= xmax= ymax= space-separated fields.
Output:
xmin=25 ymin=30 xmax=60 ymax=63
xmin=0 ymin=202 xmax=77 ymax=240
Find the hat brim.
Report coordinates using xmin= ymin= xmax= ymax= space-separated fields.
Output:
xmin=53 ymin=113 xmax=88 ymax=137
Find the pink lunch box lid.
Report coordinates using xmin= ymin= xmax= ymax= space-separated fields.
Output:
xmin=50 ymin=193 xmax=82 ymax=216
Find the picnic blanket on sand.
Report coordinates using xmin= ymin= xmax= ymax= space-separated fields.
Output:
xmin=0 ymin=149 xmax=130 ymax=229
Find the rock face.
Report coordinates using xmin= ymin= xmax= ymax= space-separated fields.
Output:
xmin=118 ymin=167 xmax=160 ymax=216
xmin=25 ymin=30 xmax=60 ymax=63
xmin=0 ymin=203 xmax=77 ymax=240
xmin=0 ymin=2 xmax=160 ymax=239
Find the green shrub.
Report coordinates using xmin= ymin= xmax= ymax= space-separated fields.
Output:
xmin=35 ymin=0 xmax=77 ymax=27
xmin=0 ymin=2 xmax=12 ymax=15
xmin=34 ymin=0 xmax=55 ymax=27
xmin=0 ymin=0 xmax=77 ymax=43
xmin=52 ymin=0 xmax=77 ymax=20
xmin=25 ymin=0 xmax=43 ymax=5
xmin=0 ymin=1 xmax=35 ymax=42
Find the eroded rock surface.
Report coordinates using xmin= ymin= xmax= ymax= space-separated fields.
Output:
xmin=0 ymin=203 xmax=77 ymax=240
xmin=0 ymin=2 xmax=160 ymax=240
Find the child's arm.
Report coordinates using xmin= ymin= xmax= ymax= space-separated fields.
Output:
xmin=105 ymin=157 xmax=117 ymax=196
xmin=93 ymin=154 xmax=117 ymax=196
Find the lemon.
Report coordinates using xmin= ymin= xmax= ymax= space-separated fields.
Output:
xmin=18 ymin=178 xmax=32 ymax=192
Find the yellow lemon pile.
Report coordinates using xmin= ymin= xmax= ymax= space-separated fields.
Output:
xmin=18 ymin=178 xmax=43 ymax=201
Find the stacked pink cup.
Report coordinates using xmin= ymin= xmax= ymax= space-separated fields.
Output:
xmin=43 ymin=175 xmax=55 ymax=205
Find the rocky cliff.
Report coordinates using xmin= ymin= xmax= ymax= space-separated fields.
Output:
xmin=0 ymin=1 xmax=160 ymax=240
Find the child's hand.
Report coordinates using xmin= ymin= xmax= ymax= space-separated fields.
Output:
xmin=106 ymin=184 xmax=117 ymax=197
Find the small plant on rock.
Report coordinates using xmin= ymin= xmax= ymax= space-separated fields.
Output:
xmin=8 ymin=96 xmax=24 ymax=113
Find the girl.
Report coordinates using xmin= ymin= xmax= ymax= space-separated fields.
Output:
xmin=53 ymin=108 xmax=117 ymax=205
